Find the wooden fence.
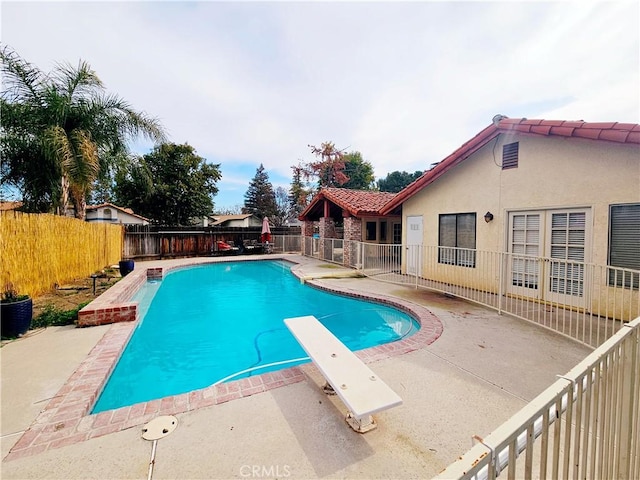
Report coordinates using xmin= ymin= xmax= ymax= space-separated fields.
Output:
xmin=124 ymin=225 xmax=301 ymax=259
xmin=0 ymin=211 xmax=123 ymax=297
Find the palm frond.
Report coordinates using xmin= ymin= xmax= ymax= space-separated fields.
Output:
xmin=50 ymin=59 xmax=103 ymax=100
xmin=42 ymin=125 xmax=73 ymax=168
xmin=91 ymin=93 xmax=167 ymax=142
xmin=0 ymin=44 xmax=47 ymax=104
xmin=65 ymin=129 xmax=100 ymax=190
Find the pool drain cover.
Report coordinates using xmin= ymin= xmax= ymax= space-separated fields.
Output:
xmin=142 ymin=415 xmax=178 ymax=441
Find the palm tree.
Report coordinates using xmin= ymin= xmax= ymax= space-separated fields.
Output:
xmin=0 ymin=45 xmax=166 ymax=219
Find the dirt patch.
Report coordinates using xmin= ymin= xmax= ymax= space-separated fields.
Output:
xmin=390 ymin=288 xmax=466 ymax=310
xmin=32 ymin=273 xmax=122 ymax=317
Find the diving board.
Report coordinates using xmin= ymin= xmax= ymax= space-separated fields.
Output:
xmin=284 ymin=315 xmax=402 ymax=432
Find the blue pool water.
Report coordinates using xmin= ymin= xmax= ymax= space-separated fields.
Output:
xmin=92 ymin=260 xmax=419 ymax=412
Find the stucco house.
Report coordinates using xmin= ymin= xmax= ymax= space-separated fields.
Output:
xmin=85 ymin=203 xmax=150 ymax=225
xmin=209 ymin=214 xmax=262 ymax=228
xmin=380 ymin=116 xmax=639 ymax=319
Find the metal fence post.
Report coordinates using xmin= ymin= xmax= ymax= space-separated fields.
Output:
xmin=617 ymin=324 xmax=638 ymax=479
xmin=498 ymin=252 xmax=504 ymax=315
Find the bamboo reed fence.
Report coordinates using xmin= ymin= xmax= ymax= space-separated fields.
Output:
xmin=0 ymin=211 xmax=123 ymax=298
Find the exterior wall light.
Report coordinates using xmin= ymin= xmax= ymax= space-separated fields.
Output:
xmin=484 ymin=211 xmax=494 ymax=223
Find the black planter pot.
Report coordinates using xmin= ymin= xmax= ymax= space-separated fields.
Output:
xmin=119 ymin=259 xmax=135 ymax=276
xmin=1 ymin=297 xmax=33 ymax=338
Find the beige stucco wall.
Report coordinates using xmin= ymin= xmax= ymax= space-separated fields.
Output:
xmin=401 ymin=134 xmax=639 ymax=317
xmin=403 ymin=134 xmax=639 ymax=261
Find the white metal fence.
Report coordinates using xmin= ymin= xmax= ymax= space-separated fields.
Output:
xmin=271 ymin=234 xmax=303 ymax=254
xmin=435 ymin=316 xmax=640 ymax=480
xmin=306 ymin=240 xmax=639 ymax=348
xmin=297 ymin=237 xmax=639 ymax=478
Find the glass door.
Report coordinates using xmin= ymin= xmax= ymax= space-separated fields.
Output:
xmin=508 ymin=213 xmax=541 ymax=298
xmin=546 ymin=211 xmax=587 ymax=306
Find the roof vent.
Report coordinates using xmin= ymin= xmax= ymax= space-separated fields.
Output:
xmin=492 ymin=114 xmax=508 ymax=126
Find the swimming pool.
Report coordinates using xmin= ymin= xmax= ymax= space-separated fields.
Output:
xmin=92 ymin=260 xmax=419 ymax=413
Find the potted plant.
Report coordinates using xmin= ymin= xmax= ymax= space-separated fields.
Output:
xmin=119 ymin=258 xmax=135 ymax=276
xmin=1 ymin=284 xmax=33 ymax=338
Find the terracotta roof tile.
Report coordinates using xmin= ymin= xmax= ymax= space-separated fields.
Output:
xmin=581 ymin=122 xmax=617 ymax=129
xmin=323 ymin=188 xmax=397 ymax=215
xmin=530 ymin=125 xmax=552 ymax=135
xmin=539 ymin=120 xmax=566 ymax=126
xmin=572 ymin=128 xmax=602 ymax=140
xmin=561 ymin=121 xmax=586 ymax=128
xmin=628 ymin=131 xmax=640 ymax=143
xmin=615 ymin=123 xmax=638 ymax=130
xmin=598 ymin=129 xmax=630 ymax=143
xmin=520 ymin=119 xmax=544 ymax=126
xmin=513 ymin=124 xmax=532 ymax=133
xmin=549 ymin=126 xmax=576 ymax=136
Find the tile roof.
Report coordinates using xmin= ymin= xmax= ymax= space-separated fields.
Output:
xmin=381 ymin=118 xmax=640 ymax=214
xmin=0 ymin=201 xmax=23 ymax=211
xmin=300 ymin=187 xmax=397 ymax=219
xmin=498 ymin=118 xmax=640 ymax=144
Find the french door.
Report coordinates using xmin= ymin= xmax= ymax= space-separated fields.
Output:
xmin=508 ymin=209 xmax=590 ymax=307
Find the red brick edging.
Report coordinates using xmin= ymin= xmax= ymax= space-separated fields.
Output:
xmin=5 ymin=257 xmax=443 ymax=461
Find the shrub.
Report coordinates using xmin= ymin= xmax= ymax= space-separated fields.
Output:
xmin=31 ymin=301 xmax=90 ymax=329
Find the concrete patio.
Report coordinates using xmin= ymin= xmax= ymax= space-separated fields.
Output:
xmin=1 ymin=256 xmax=591 ymax=479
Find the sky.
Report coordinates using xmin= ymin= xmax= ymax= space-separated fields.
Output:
xmin=2 ymin=1 xmax=639 ymax=210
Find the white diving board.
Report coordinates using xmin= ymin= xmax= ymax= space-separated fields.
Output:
xmin=284 ymin=315 xmax=402 ymax=432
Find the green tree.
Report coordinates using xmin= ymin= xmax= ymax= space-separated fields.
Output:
xmin=243 ymin=164 xmax=277 ymax=219
xmin=0 ymin=46 xmax=165 ymax=218
xmin=377 ymin=170 xmax=423 ymax=193
xmin=273 ymin=186 xmax=290 ymax=227
xmin=341 ymin=151 xmax=375 ymax=190
xmin=114 ymin=143 xmax=221 ymax=225
xmin=289 ymin=166 xmax=312 ymax=217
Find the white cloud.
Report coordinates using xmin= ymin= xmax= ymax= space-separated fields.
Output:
xmin=2 ymin=1 xmax=638 ymax=203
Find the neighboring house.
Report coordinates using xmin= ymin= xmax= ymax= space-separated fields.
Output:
xmin=0 ymin=201 xmax=23 ymax=211
xmin=209 ymin=214 xmax=263 ymax=228
xmin=85 ymin=203 xmax=150 ymax=225
xmin=283 ymin=217 xmax=303 ymax=228
xmin=380 ymin=117 xmax=639 ymax=318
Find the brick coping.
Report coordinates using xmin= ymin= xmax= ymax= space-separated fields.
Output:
xmin=5 ymin=257 xmax=443 ymax=462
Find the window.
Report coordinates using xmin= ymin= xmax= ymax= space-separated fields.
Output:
xmin=549 ymin=211 xmax=586 ymax=296
xmin=510 ymin=213 xmax=540 ymax=289
xmin=609 ymin=203 xmax=640 ymax=288
xmin=365 ymin=221 xmax=376 ymax=241
xmin=393 ymin=223 xmax=402 ymax=244
xmin=380 ymin=221 xmax=387 ymax=242
xmin=438 ymin=213 xmax=476 ymax=267
xmin=103 ymin=208 xmax=112 ymax=219
xmin=502 ymin=142 xmax=519 ymax=169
